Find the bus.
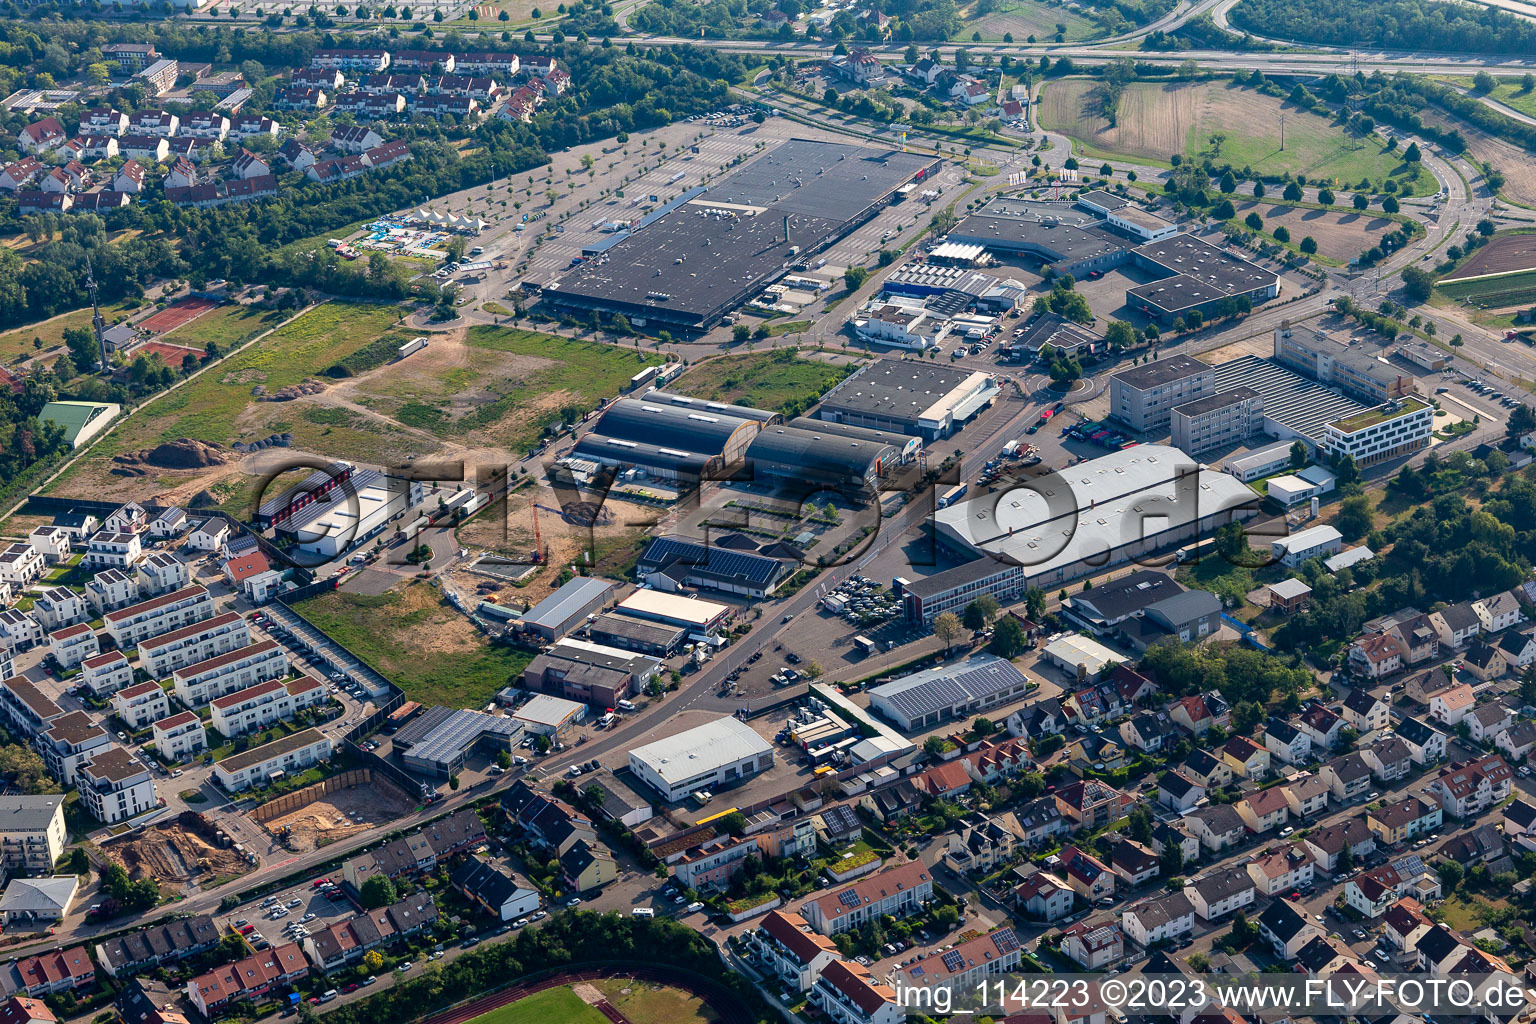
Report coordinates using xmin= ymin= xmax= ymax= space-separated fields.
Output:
xmin=853 ymin=635 xmax=878 ymax=657
xmin=938 ymin=483 xmax=968 ymax=509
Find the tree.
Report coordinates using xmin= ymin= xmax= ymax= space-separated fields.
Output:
xmin=1252 ymin=181 xmax=1266 ymax=199
xmin=962 ymin=596 xmax=999 ymax=629
xmin=362 ymin=950 xmax=385 ymax=973
xmin=1404 ymin=141 xmax=1422 ymax=163
xmin=495 ymin=749 xmax=513 ymax=769
xmin=1289 ymin=440 xmax=1309 ymax=470
xmin=1336 ymin=494 xmax=1374 ymax=541
xmin=973 ymin=717 xmax=996 ymax=737
xmin=1104 ymin=320 xmax=1136 ymax=351
xmin=1438 ymin=859 xmax=1463 ymax=893
xmin=67 ymin=848 xmax=88 ymax=875
xmin=1317 ymin=187 xmax=1335 ymax=205
xmin=989 ymin=616 xmax=1029 ymax=658
xmin=1219 ymin=170 xmax=1236 ymax=193
xmin=1474 ymin=71 xmax=1497 ymax=94
xmin=932 ymin=612 xmax=962 ymax=653
xmin=1383 ymin=195 xmax=1400 ymax=214
xmin=1100 ymin=163 xmax=1113 ymax=176
xmin=1213 ymin=199 xmax=1236 ymax=220
xmin=1334 ymin=453 xmax=1361 ymax=488
xmin=1300 ymin=236 xmax=1318 ymax=255
xmin=1508 ymin=402 xmax=1536 ymax=439
xmin=732 ymin=324 xmax=751 ymax=342
xmin=1213 ymin=521 xmax=1249 ymax=563
xmin=1402 ymin=266 xmax=1433 ymax=303
xmin=1283 ymin=182 xmax=1303 ymax=201
xmin=1047 ymin=349 xmax=1081 ymax=388
xmin=1024 ymin=587 xmax=1047 ymax=622
xmin=1273 ymin=226 xmax=1291 ymax=243
xmin=718 ymin=810 xmax=748 ymax=836
xmin=844 ymin=266 xmax=869 ymax=291
xmin=1160 ymin=841 xmax=1183 ymax=878
xmin=1245 ymin=212 xmax=1264 ymax=231
xmin=359 ymin=874 xmax=398 ymax=909
xmin=1354 ymin=193 xmax=1370 ymax=211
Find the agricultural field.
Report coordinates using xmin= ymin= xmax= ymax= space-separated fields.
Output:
xmin=1436 ymin=269 xmax=1536 ymax=308
xmin=1233 ymin=200 xmax=1398 ymax=262
xmin=345 ymin=326 xmax=662 ymax=453
xmin=1442 ymin=230 xmax=1536 ymax=282
xmin=295 ymin=580 xmax=533 ymax=709
xmin=45 ymin=302 xmax=417 ymax=505
xmin=668 ymin=350 xmax=860 ymax=415
xmin=0 ymin=301 xmax=143 ymax=366
xmin=1038 ymin=80 xmax=1427 ymax=191
xmin=1419 ymin=111 xmax=1536 ymax=208
xmin=962 ymin=0 xmax=1102 ymax=41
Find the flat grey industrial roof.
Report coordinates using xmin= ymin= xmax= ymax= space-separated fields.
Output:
xmin=582 ymin=398 xmax=759 ymax=457
xmin=702 ymin=139 xmax=936 ymax=219
xmin=816 ymin=358 xmax=989 ymax=420
xmin=1174 ymin=386 xmax=1262 ymax=417
xmin=1012 ymin=311 xmax=1099 ymax=352
xmin=949 ymin=198 xmax=1130 ymax=263
xmin=1212 ymin=355 xmax=1367 ymax=444
xmin=640 ymin=391 xmax=781 ymax=424
xmin=787 ymin=416 xmax=911 ymax=449
xmin=403 ymin=709 xmax=519 ymax=767
xmin=1078 ymin=189 xmax=1129 ymax=211
xmin=746 ymin=424 xmax=896 ymax=482
xmin=271 ymin=468 xmax=388 ymax=534
xmin=868 ymin=653 xmax=1030 ymax=722
xmin=589 ymin=612 xmax=685 ymax=646
xmin=521 ymin=577 xmax=614 ymax=631
xmin=1112 ymin=354 xmax=1211 ymax=391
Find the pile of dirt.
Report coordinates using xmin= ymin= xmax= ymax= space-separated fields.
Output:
xmin=111 ymin=439 xmax=230 ymax=477
xmin=189 ymin=489 xmax=219 ymax=508
xmin=262 ymin=378 xmax=328 ymax=402
xmin=107 ymin=816 xmax=251 ymax=885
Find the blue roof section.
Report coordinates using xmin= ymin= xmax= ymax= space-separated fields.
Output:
xmin=637 ymin=536 xmax=784 ymax=587
xmin=522 ymin=576 xmax=615 ymax=630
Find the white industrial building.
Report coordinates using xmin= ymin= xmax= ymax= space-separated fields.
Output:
xmin=628 ymin=717 xmax=775 ymax=802
xmin=1272 ymin=525 xmax=1343 ymax=568
xmin=511 ymin=694 xmax=586 ymax=738
xmin=272 ymin=469 xmax=424 ymax=560
xmin=614 ymin=589 xmax=731 ymax=636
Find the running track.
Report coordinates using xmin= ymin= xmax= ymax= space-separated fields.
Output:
xmin=414 ymin=964 xmax=757 ymax=1024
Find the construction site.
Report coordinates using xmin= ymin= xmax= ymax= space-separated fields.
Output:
xmin=103 ymin=812 xmax=255 ymax=888
xmin=252 ymin=769 xmax=419 ymax=852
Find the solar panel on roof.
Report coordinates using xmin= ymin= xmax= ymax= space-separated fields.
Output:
xmin=992 ymin=928 xmax=1020 ymax=954
xmin=940 ymin=950 xmax=966 ymax=972
xmin=838 ymin=888 xmax=862 ymax=908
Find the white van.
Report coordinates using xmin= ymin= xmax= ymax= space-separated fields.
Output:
xmin=616 ymin=699 xmax=636 ymax=711
xmin=631 ymin=907 xmax=655 ymax=918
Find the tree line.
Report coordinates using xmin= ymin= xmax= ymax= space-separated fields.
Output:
xmin=1228 ymin=0 xmax=1536 ymax=55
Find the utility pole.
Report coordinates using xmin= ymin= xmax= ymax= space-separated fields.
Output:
xmin=85 ymin=252 xmax=108 ymax=373
xmin=1279 ymin=113 xmax=1286 ymax=152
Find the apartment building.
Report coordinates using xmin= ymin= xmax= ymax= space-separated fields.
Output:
xmin=746 ymin=911 xmax=841 ymax=992
xmin=138 ymin=612 xmax=250 ymax=678
xmin=83 ymin=532 xmax=143 ymax=570
xmin=0 ymin=543 xmax=44 ymax=588
xmin=213 ymin=728 xmax=331 ymax=792
xmin=801 ymin=861 xmax=933 ymax=936
xmin=151 ymin=711 xmax=207 ymax=761
xmin=172 ymin=640 xmax=289 ymax=707
xmin=1427 ymin=755 xmax=1514 ymax=818
xmin=48 ymin=624 xmax=98 ymax=670
xmin=78 ymin=748 xmax=156 ymax=824
xmin=31 ymin=588 xmax=86 ymax=632
xmin=86 ymin=568 xmax=140 ymax=615
xmin=1109 ymin=354 xmax=1215 ymax=432
xmin=27 ymin=525 xmax=71 ymax=564
xmin=0 ymin=796 xmax=65 ymax=872
xmin=79 ymin=651 xmax=133 ymax=696
xmin=103 ymin=585 xmax=213 ymax=649
xmin=39 ymin=711 xmax=111 ymax=786
xmin=111 ymin=682 xmax=171 ymax=731
xmin=810 ymin=962 xmax=902 ymax=1024
xmin=137 ymin=552 xmax=189 ymax=596
xmin=0 ymin=676 xmax=63 ymax=736
xmin=208 ymin=676 xmax=324 ymax=738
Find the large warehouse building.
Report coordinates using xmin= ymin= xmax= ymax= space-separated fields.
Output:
xmin=271 ymin=469 xmax=424 ymax=559
xmin=867 ymin=654 xmax=1034 ymax=732
xmin=628 ymin=717 xmax=775 ymax=802
xmin=542 ymin=139 xmax=940 ymax=331
xmin=904 ymin=444 xmax=1258 ymax=623
xmin=637 ymin=536 xmax=789 ymax=599
xmin=815 ymin=358 xmax=999 ymax=440
xmin=744 ymin=421 xmax=899 ymax=498
xmin=570 ymin=397 xmax=765 ymax=483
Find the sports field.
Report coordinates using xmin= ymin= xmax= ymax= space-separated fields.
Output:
xmin=465 ymin=988 xmax=609 ymax=1024
xmin=139 ymin=297 xmax=219 ymax=334
xmin=0 ymin=301 xmax=143 ymax=365
xmin=1038 ymin=80 xmax=1426 ymax=190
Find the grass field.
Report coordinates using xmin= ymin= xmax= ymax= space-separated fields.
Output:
xmin=45 ymin=302 xmax=410 ymax=499
xmin=961 ymin=0 xmax=1101 ymax=41
xmin=1437 ymin=268 xmax=1536 ymax=307
xmin=354 ymin=327 xmax=661 ymax=454
xmin=1038 ymin=80 xmax=1427 ymax=191
xmin=0 ymin=301 xmax=143 ymax=366
xmin=296 ymin=581 xmax=533 ymax=709
xmin=596 ymin=981 xmax=719 ymax=1024
xmin=156 ymin=304 xmax=288 ymax=353
xmin=1482 ymin=80 xmax=1536 ymax=121
xmin=468 ymin=990 xmax=610 ymax=1024
xmin=668 ymin=351 xmax=857 ymax=413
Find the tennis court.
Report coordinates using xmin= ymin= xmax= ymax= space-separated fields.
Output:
xmin=138 ymin=297 xmax=220 ymax=334
xmin=136 ymin=341 xmax=205 ymax=366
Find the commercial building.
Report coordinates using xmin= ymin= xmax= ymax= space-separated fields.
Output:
xmin=212 ymin=728 xmax=331 ymax=792
xmin=271 ymin=468 xmax=424 ymax=560
xmin=570 ymin=397 xmax=765 ymax=484
xmin=1322 ymin=397 xmax=1435 ymax=468
xmin=1127 ymin=234 xmax=1281 ymax=323
xmin=78 ymin=748 xmax=156 ymax=824
xmin=898 ymin=556 xmax=1029 ymax=626
xmin=0 ymin=797 xmax=65 ymax=872
xmin=515 ymin=577 xmax=615 ymax=642
xmin=103 ymin=585 xmax=214 ymax=649
xmin=946 ymin=198 xmax=1134 ymax=275
xmin=138 ymin=611 xmax=250 ymax=678
xmin=637 ymin=537 xmax=788 ymax=599
xmin=815 ymin=358 xmax=999 ymax=440
xmin=393 ymin=706 xmax=521 ymax=779
xmin=1109 ymin=354 xmax=1216 ymax=433
xmin=930 ymin=444 xmax=1259 ymax=598
xmin=37 ymin=401 xmax=120 ymax=449
xmin=1272 ymin=524 xmax=1344 ymax=568
xmin=744 ymin=422 xmax=898 ymax=498
xmin=1211 ymin=355 xmax=1372 ymax=451
xmin=522 ymin=639 xmax=661 ymax=707
xmin=151 ymin=711 xmax=206 ymax=760
xmin=1170 ymin=386 xmax=1265 ymax=456
xmin=0 ymin=881 xmax=79 ymax=928
xmin=587 ymin=612 xmax=686 ymax=656
xmin=867 ymin=654 xmax=1033 ymax=731
xmin=511 ymin=694 xmax=586 ymax=738
xmin=628 ymin=717 xmax=775 ymax=802
xmin=208 ymin=676 xmax=325 ymax=738
xmin=614 ymin=589 xmax=730 ymax=635
xmin=172 ymin=640 xmax=289 ymax=708
xmin=1273 ymin=324 xmax=1417 ymax=405
xmin=543 ymin=140 xmax=938 ymax=331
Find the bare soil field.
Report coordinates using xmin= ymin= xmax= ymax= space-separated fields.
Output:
xmin=1421 ymin=112 xmax=1536 ymax=208
xmin=262 ymin=778 xmax=417 ymax=851
xmin=1233 ymin=201 xmax=1396 ymax=262
xmin=1040 ymin=80 xmax=1418 ymax=188
xmin=1444 ymin=231 xmax=1536 ymax=281
xmin=107 ymin=815 xmax=251 ymax=886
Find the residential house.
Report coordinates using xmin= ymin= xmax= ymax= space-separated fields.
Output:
xmin=1343 ymin=688 xmax=1392 ymax=733
xmin=1430 ymin=602 xmax=1482 ymax=649
xmin=18 ymin=118 xmax=66 ymax=155
xmin=1104 ymin=836 xmax=1160 ymax=888
xmin=1120 ymin=891 xmax=1195 ymax=948
xmin=1382 ymin=897 xmax=1434 ymax=954
xmin=1395 ymin=717 xmax=1446 ymax=766
xmin=1426 ymin=755 xmax=1513 ymax=818
xmin=945 ymin=815 xmax=1021 ymax=875
xmin=1498 ymin=629 xmax=1536 ymax=670
xmin=1264 ymin=718 xmax=1312 ymax=766
xmin=809 ymin=961 xmax=902 ymax=1024
xmin=1462 ymin=641 xmax=1508 ymax=682
xmin=1300 ymin=703 xmax=1348 ymax=750
xmin=1304 ymin=817 xmax=1377 ymax=873
xmin=1475 ymin=591 xmax=1523 ymax=633
xmin=1120 ymin=712 xmax=1179 ymax=754
xmin=1158 ymin=771 xmax=1206 ymax=813
xmin=1246 ymin=844 xmax=1315 ymax=896
xmin=1348 ymin=633 xmax=1405 ymax=680
xmin=1234 ymin=787 xmax=1290 ymax=834
xmin=1430 ymin=683 xmax=1476 ymax=726
xmin=1495 ymin=720 xmax=1536 ymax=762
xmin=801 ymin=861 xmax=932 ymax=936
xmin=889 ymin=928 xmax=1024 ymax=994
xmin=1013 ymin=871 xmax=1074 ymax=922
xmin=746 ymin=911 xmax=841 ymax=992
xmin=449 ymin=857 xmax=539 ymax=922
xmin=1185 ymin=867 xmax=1256 ymax=921
xmin=1060 ymin=919 xmax=1123 ymax=970
xmin=1406 ymin=665 xmax=1455 ymax=706
xmin=1184 ymin=804 xmax=1245 ymax=854
xmin=1362 ymin=736 xmax=1414 ymax=783
xmin=1170 ymin=692 xmax=1230 ymax=737
xmin=1367 ymin=795 xmax=1443 ymax=846
xmin=1259 ymin=898 xmax=1322 ymax=960
xmin=1321 ymin=752 xmax=1373 ymax=802
xmin=1282 ymin=772 xmax=1331 ymax=820
xmin=1054 ymin=779 xmax=1125 ymax=829
xmin=1435 ymin=823 xmax=1506 ymax=866
xmin=1221 ymin=735 xmax=1270 ymax=780
xmin=1181 ymin=749 xmax=1234 ymax=789
xmin=1055 ymin=845 xmax=1114 ymax=901
xmin=1466 ymin=703 xmax=1513 ymax=744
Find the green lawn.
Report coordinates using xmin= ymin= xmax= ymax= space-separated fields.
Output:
xmin=156 ymin=304 xmax=289 ymax=353
xmin=669 ymin=351 xmax=857 ymax=414
xmin=1437 ymin=268 xmax=1536 ymax=307
xmin=468 ymin=989 xmax=610 ymax=1024
xmin=1484 ymin=80 xmax=1536 ymax=120
xmin=295 ymin=581 xmax=533 ymax=709
xmin=962 ymin=0 xmax=1102 ymax=42
xmin=0 ymin=301 xmax=144 ymax=365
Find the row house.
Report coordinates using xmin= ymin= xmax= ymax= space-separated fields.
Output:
xmin=280 ymin=141 xmax=315 ymax=174
xmin=390 ymin=49 xmax=453 ymax=73
xmin=186 ymin=943 xmax=309 ymax=1017
xmin=363 ymin=140 xmax=412 ymax=171
xmin=301 ymin=896 xmax=438 ymax=973
xmin=79 ymin=652 xmax=133 ymax=697
xmin=330 ymin=125 xmax=384 ymax=152
xmin=745 ymin=910 xmax=840 ymax=992
xmin=15 ymin=948 xmax=93 ymax=996
xmin=166 ymin=174 xmax=279 ymax=209
xmin=114 ymin=160 xmax=145 ymax=194
xmin=112 ymin=682 xmax=171 ymax=731
xmin=1426 ymin=754 xmax=1513 ymax=817
xmin=802 ymin=861 xmax=933 ymax=936
xmin=152 ymin=711 xmax=206 ymax=761
xmin=15 ymin=192 xmax=70 ymax=216
xmin=335 ymin=91 xmax=406 ymax=120
xmin=273 ymin=87 xmax=329 ymax=111
xmin=87 ymin=568 xmax=140 ymax=615
xmin=411 ymin=94 xmax=482 ymax=120
xmin=127 ymin=109 xmax=178 ymax=136
xmin=181 ymin=111 xmax=230 ymax=140
xmin=208 ymin=676 xmax=324 ymax=738
xmin=165 ymin=158 xmax=200 ymax=192
xmin=118 ymin=135 xmax=169 ymax=163
xmin=72 ymin=190 xmax=132 ymax=212
xmin=1121 ymin=891 xmax=1196 ymax=949
xmin=48 ymin=625 xmax=99 ymax=671
xmin=307 ymin=155 xmax=369 ymax=184
xmin=427 ymin=74 xmax=501 ymax=98
xmin=230 ymin=114 xmax=281 ymax=140
xmin=60 ymin=135 xmax=118 ymax=162
xmin=311 ymin=48 xmax=390 ymax=71
xmin=892 ymin=927 xmax=1025 ymax=987
xmin=172 ymin=640 xmax=290 ymax=708
xmin=292 ymin=66 xmax=345 ymax=90
xmin=78 ymin=747 xmax=157 ymax=825
xmin=0 ymin=158 xmax=43 ymax=191
xmin=353 ymin=73 xmax=426 ymax=96
xmin=95 ymin=915 xmax=220 ymax=979
xmin=454 ymin=51 xmax=521 ymax=76
xmin=32 ymin=587 xmax=86 ymax=631
xmin=212 ymin=728 xmax=331 ymax=792
xmin=139 ymin=611 xmax=250 ymax=678
xmin=231 ymin=150 xmax=271 ymax=181
xmin=79 ymin=107 xmax=129 ymax=135
xmin=498 ymin=84 xmax=543 ymax=123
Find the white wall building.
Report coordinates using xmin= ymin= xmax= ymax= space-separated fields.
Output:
xmin=78 ymin=748 xmax=157 ymax=824
xmin=213 ymin=728 xmax=332 ymax=792
xmin=152 ymin=710 xmax=207 ymax=760
xmin=111 ymin=682 xmax=171 ymax=730
xmin=172 ymin=640 xmax=289 ymax=707
xmin=628 ymin=717 xmax=774 ymax=802
xmin=208 ymin=676 xmax=324 ymax=738
xmin=138 ymin=612 xmax=250 ymax=679
xmin=103 ymin=585 xmax=214 ymax=649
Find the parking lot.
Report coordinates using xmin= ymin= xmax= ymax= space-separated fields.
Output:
xmin=227 ymin=876 xmax=357 ymax=953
